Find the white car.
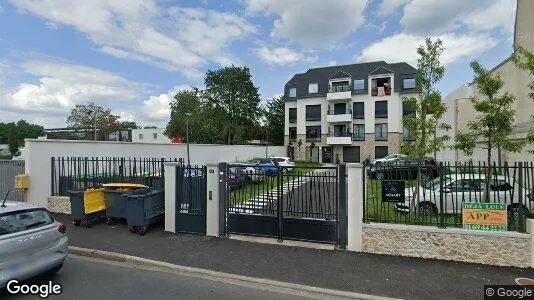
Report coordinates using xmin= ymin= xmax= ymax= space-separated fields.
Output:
xmin=394 ymin=174 xmax=532 ymax=218
xmin=270 ymin=157 xmax=295 ymax=172
xmin=372 ymin=154 xmax=407 ymax=165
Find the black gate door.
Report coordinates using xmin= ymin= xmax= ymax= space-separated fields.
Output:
xmin=176 ymin=165 xmax=207 ymax=234
xmin=225 ymin=163 xmax=345 ymax=245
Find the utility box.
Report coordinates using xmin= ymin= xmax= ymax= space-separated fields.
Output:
xmin=15 ymin=174 xmax=30 ymax=189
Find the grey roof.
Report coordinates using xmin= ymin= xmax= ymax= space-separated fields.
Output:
xmin=0 ymin=201 xmax=42 ymax=214
xmin=284 ymin=61 xmax=416 ymax=100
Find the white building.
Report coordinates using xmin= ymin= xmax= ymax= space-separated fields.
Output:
xmin=284 ymin=61 xmax=418 ymax=163
xmin=131 ymin=128 xmax=172 ymax=143
xmin=0 ymin=144 xmax=10 ymax=156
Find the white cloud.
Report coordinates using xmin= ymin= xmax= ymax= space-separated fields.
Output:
xmin=257 ymin=46 xmax=317 ymax=66
xmin=134 ymin=85 xmax=191 ymax=123
xmin=244 ymin=0 xmax=368 ymax=48
xmin=377 ymin=0 xmax=410 ymax=17
xmin=0 ymin=5 xmax=4 ymax=15
xmin=9 ymin=0 xmax=256 ymax=78
xmin=357 ymin=33 xmax=499 ymax=67
xmin=401 ymin=0 xmax=515 ymax=36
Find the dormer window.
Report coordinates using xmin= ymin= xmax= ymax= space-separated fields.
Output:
xmin=308 ymin=83 xmax=318 ymax=94
xmin=371 ymin=77 xmax=391 ymax=96
xmin=289 ymin=87 xmax=296 ymax=97
xmin=403 ymin=78 xmax=416 ymax=89
xmin=330 ymin=81 xmax=351 ymax=92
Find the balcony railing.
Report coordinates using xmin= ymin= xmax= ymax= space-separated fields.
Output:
xmin=306 ymin=136 xmax=321 ymax=142
xmin=375 ymin=134 xmax=388 ymax=141
xmin=353 ymin=113 xmax=364 ymax=119
xmin=327 ymin=109 xmax=352 ymax=115
xmin=329 ymin=85 xmax=352 ymax=93
xmin=289 ymin=118 xmax=297 ymax=123
xmin=353 ymin=134 xmax=365 ymax=141
xmin=371 ymin=86 xmax=391 ymax=96
xmin=328 ymin=132 xmax=352 ymax=137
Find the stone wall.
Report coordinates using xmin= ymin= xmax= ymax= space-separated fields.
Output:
xmin=47 ymin=196 xmax=71 ymax=214
xmin=362 ymin=223 xmax=531 ymax=268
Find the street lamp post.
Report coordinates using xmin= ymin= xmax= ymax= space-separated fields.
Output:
xmin=185 ymin=113 xmax=192 ymax=168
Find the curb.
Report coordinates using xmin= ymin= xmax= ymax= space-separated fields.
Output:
xmin=68 ymin=246 xmax=399 ymax=300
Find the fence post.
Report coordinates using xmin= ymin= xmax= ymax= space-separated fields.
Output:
xmin=218 ymin=162 xmax=228 ymax=237
xmin=519 ymin=162 xmax=525 ymax=232
xmin=51 ymin=157 xmax=55 ymax=196
xmin=439 ymin=162 xmax=445 ymax=228
xmin=277 ymin=170 xmax=283 ymax=243
xmin=337 ymin=163 xmax=347 ymax=250
xmin=163 ymin=162 xmax=178 ymax=233
xmin=347 ymin=163 xmax=364 ymax=252
xmin=206 ymin=163 xmax=221 ymax=237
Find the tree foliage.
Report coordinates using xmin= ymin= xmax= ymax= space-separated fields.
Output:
xmin=166 ymin=66 xmax=264 ymax=145
xmin=0 ymin=120 xmax=45 ymax=155
xmin=402 ymin=38 xmax=450 ymax=159
xmin=511 ymin=45 xmax=534 ymax=149
xmin=455 ymin=61 xmax=526 ymax=201
xmin=263 ymin=96 xmax=285 ymax=146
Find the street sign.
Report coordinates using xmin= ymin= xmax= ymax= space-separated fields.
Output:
xmin=382 ymin=181 xmax=405 ymax=202
xmin=462 ymin=202 xmax=507 ymax=231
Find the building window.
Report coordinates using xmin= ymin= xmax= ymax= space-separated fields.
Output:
xmin=403 ymin=102 xmax=415 ymax=116
xmin=138 ymin=134 xmax=143 ymax=140
xmin=288 ymin=108 xmax=297 ymax=123
xmin=353 ymin=79 xmax=365 ymax=91
xmin=289 ymin=87 xmax=296 ymax=98
xmin=371 ymin=77 xmax=391 ymax=96
xmin=375 ymin=146 xmax=389 ymax=159
xmin=306 ymin=126 xmax=321 ymax=141
xmin=153 ymin=133 xmax=158 ymax=139
xmin=375 ymin=123 xmax=388 ymax=140
xmin=353 ymin=102 xmax=364 ymax=119
xmin=403 ymin=78 xmax=416 ymax=89
xmin=375 ymin=101 xmax=388 ymax=118
xmin=353 ymin=124 xmax=365 ymax=141
xmin=330 ymin=81 xmax=351 ymax=92
xmin=289 ymin=127 xmax=297 ymax=141
xmin=403 ymin=126 xmax=415 ymax=141
xmin=305 ymin=105 xmax=321 ymax=121
xmin=308 ymin=83 xmax=318 ymax=94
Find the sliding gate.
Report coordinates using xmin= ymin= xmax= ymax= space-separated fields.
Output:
xmin=224 ymin=164 xmax=346 ymax=246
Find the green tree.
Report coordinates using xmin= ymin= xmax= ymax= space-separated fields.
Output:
xmin=0 ymin=120 xmax=44 ymax=155
xmin=511 ymin=45 xmax=534 ymax=150
xmin=455 ymin=61 xmax=526 ymax=202
xmin=67 ymin=102 xmax=112 ymax=141
xmin=402 ymin=38 xmax=450 ymax=212
xmin=263 ymin=96 xmax=285 ymax=146
xmin=203 ymin=66 xmax=262 ymax=145
xmin=165 ymin=89 xmax=209 ymax=143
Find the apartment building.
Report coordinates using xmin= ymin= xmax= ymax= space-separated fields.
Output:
xmin=284 ymin=61 xmax=417 ymax=163
xmin=437 ymin=0 xmax=534 ymax=164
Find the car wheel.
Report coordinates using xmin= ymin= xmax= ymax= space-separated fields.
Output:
xmin=419 ymin=202 xmax=437 ymax=215
xmin=73 ymin=220 xmax=81 ymax=226
xmin=508 ymin=204 xmax=529 ymax=221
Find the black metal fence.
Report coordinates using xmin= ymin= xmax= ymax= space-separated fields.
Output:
xmin=364 ymin=161 xmax=534 ymax=232
xmin=51 ymin=157 xmax=183 ymax=196
xmin=0 ymin=160 xmax=25 ymax=202
xmin=176 ymin=165 xmax=206 ymax=215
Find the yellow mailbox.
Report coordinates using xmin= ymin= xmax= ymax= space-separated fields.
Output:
xmin=15 ymin=174 xmax=30 ymax=189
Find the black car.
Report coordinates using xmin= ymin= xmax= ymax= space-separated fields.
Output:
xmin=367 ymin=157 xmax=439 ymax=180
xmin=228 ymin=167 xmax=247 ymax=190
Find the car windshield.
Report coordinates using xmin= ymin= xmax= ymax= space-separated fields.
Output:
xmin=259 ymin=159 xmax=272 ymax=164
xmin=0 ymin=208 xmax=54 ymax=236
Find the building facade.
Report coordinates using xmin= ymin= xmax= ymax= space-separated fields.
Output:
xmin=131 ymin=128 xmax=171 ymax=143
xmin=284 ymin=61 xmax=417 ymax=163
xmin=437 ymin=0 xmax=534 ymax=164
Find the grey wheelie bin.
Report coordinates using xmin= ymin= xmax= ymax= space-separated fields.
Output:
xmin=102 ymin=183 xmax=148 ymax=224
xmin=68 ymin=188 xmax=106 ymax=228
xmin=124 ymin=189 xmax=164 ymax=235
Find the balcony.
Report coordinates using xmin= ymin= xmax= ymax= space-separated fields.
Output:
xmin=326 ymin=109 xmax=352 ymax=123
xmin=371 ymin=86 xmax=391 ymax=96
xmin=327 ymin=85 xmax=352 ymax=101
xmin=326 ymin=132 xmax=352 ymax=145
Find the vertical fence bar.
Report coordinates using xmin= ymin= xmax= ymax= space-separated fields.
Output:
xmin=51 ymin=157 xmax=55 ymax=196
xmin=337 ymin=163 xmax=347 ymax=249
xmin=277 ymin=170 xmax=283 ymax=242
xmin=518 ymin=162 xmax=524 ymax=232
xmin=439 ymin=162 xmax=445 ymax=228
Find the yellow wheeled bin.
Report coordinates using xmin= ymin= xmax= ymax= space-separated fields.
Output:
xmin=68 ymin=188 xmax=106 ymax=227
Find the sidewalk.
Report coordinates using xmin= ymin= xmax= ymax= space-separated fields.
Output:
xmin=54 ymin=213 xmax=534 ymax=300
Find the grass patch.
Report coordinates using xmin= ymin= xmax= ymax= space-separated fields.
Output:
xmin=230 ymin=161 xmax=329 ymax=205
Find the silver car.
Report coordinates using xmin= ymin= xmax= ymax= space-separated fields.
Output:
xmin=0 ymin=201 xmax=68 ymax=288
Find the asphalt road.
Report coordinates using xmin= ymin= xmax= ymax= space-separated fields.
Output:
xmin=0 ymin=256 xmax=310 ymax=300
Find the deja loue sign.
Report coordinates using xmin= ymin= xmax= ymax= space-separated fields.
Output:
xmin=462 ymin=202 xmax=507 ymax=231
xmin=382 ymin=181 xmax=405 ymax=202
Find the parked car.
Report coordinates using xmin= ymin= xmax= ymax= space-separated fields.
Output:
xmin=0 ymin=201 xmax=68 ymax=288
xmin=232 ymin=164 xmax=265 ymax=183
xmin=270 ymin=156 xmax=295 ymax=173
xmin=371 ymin=154 xmax=407 ymax=165
xmin=367 ymin=157 xmax=438 ymax=180
xmin=228 ymin=167 xmax=247 ymax=190
xmin=257 ymin=159 xmax=279 ymax=175
xmin=394 ymin=174 xmax=533 ymax=219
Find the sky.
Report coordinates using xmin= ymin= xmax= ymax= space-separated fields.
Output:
xmin=0 ymin=0 xmax=518 ymax=128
